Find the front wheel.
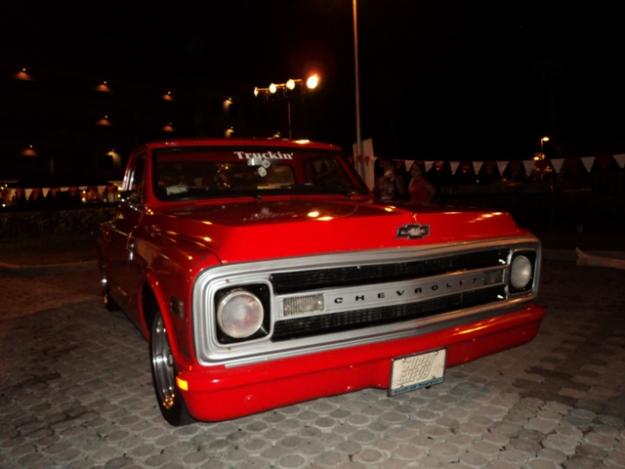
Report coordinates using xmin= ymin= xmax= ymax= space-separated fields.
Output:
xmin=150 ymin=311 xmax=193 ymax=426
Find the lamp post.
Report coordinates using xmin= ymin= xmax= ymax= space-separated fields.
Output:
xmin=540 ymin=136 xmax=550 ymax=160
xmin=253 ymin=73 xmax=320 ymax=139
xmin=352 ymin=0 xmax=364 ymax=179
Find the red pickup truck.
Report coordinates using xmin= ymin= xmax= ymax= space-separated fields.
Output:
xmin=98 ymin=138 xmax=543 ymax=425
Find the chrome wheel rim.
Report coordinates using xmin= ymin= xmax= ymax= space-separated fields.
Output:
xmin=152 ymin=314 xmax=176 ymax=410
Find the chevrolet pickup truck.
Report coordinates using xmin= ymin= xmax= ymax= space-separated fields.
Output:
xmin=98 ymin=138 xmax=543 ymax=425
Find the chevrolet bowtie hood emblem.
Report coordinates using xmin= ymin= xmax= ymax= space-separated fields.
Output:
xmin=397 ymin=224 xmax=430 ymax=239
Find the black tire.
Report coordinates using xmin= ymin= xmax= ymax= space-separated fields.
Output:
xmin=149 ymin=310 xmax=193 ymax=426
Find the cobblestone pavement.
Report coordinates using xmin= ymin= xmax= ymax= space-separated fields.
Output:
xmin=1 ymin=260 xmax=625 ymax=468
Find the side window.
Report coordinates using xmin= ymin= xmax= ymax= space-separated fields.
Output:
xmin=305 ymin=157 xmax=349 ymax=190
xmin=126 ymin=155 xmax=145 ymax=205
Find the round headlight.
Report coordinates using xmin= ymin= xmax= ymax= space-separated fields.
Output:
xmin=510 ymin=255 xmax=533 ymax=290
xmin=217 ymin=289 xmax=264 ymax=339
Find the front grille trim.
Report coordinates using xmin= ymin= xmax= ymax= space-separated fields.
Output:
xmin=270 ymin=249 xmax=509 ymax=294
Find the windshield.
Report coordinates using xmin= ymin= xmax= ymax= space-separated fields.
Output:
xmin=153 ymin=147 xmax=368 ymax=200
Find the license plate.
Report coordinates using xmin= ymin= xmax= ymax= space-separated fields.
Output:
xmin=389 ymin=349 xmax=446 ymax=396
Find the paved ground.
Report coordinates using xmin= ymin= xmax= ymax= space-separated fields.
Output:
xmin=0 ymin=234 xmax=97 ymax=267
xmin=1 ymin=242 xmax=625 ymax=468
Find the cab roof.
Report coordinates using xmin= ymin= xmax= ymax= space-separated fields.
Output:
xmin=142 ymin=138 xmax=341 ymax=152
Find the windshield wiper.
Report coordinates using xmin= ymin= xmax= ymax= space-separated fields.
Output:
xmin=277 ymin=184 xmax=363 ymax=197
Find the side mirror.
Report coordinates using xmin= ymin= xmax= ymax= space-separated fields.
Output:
xmin=119 ymin=190 xmax=144 ymax=209
xmin=118 ymin=190 xmax=134 ymax=203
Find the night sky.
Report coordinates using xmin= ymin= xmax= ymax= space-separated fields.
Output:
xmin=2 ymin=1 xmax=625 ymax=181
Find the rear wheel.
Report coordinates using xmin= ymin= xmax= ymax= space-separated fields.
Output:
xmin=150 ymin=310 xmax=193 ymax=426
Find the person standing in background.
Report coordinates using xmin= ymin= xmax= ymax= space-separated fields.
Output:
xmin=374 ymin=159 xmax=405 ymax=202
xmin=408 ymin=163 xmax=436 ymax=203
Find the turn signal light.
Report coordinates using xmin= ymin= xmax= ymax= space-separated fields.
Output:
xmin=176 ymin=377 xmax=189 ymax=391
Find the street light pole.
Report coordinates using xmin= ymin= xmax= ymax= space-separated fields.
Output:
xmin=287 ymin=99 xmax=292 ymax=139
xmin=352 ymin=0 xmax=364 ymax=178
xmin=540 ymin=136 xmax=550 ymax=160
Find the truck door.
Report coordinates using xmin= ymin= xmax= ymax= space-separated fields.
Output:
xmin=106 ymin=153 xmax=146 ymax=318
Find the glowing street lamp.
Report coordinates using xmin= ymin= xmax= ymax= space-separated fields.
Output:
xmin=539 ymin=136 xmax=550 ymax=160
xmin=306 ymin=73 xmax=320 ymax=90
xmin=106 ymin=149 xmax=123 ymax=168
xmin=253 ymin=73 xmax=321 ymax=139
xmin=253 ymin=73 xmax=321 ymax=97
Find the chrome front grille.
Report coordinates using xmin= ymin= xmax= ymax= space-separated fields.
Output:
xmin=270 ymin=249 xmax=509 ymax=294
xmin=192 ymin=237 xmax=541 ymax=367
xmin=272 ymin=285 xmax=506 ymax=341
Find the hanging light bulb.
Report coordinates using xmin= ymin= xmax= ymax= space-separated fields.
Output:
xmin=20 ymin=144 xmax=38 ymax=157
xmin=15 ymin=68 xmax=33 ymax=81
xmin=97 ymin=115 xmax=112 ymax=126
xmin=95 ymin=81 xmax=112 ymax=93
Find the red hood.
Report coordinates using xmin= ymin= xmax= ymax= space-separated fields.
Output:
xmin=151 ymin=198 xmax=524 ymax=264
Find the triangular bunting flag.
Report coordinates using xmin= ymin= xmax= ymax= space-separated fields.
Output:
xmin=404 ymin=160 xmax=415 ymax=172
xmin=424 ymin=161 xmax=434 ymax=172
xmin=496 ymin=161 xmax=508 ymax=175
xmin=522 ymin=160 xmax=535 ymax=175
xmin=613 ymin=153 xmax=625 ymax=169
xmin=550 ymin=158 xmax=564 ymax=174
xmin=42 ymin=188 xmax=50 ymax=197
xmin=472 ymin=161 xmax=484 ymax=174
xmin=450 ymin=161 xmax=460 ymax=175
xmin=580 ymin=156 xmax=595 ymax=172
xmin=24 ymin=189 xmax=33 ymax=200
